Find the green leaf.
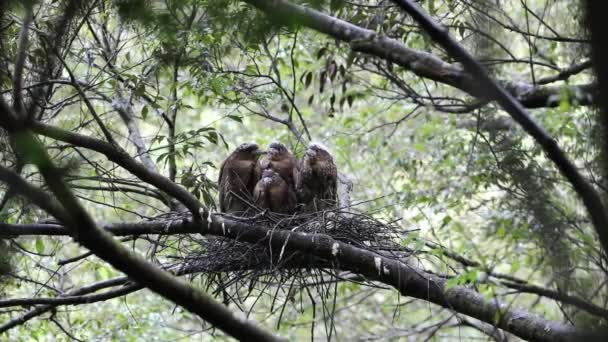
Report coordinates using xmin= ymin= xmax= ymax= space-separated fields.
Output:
xmin=156 ymin=152 xmax=168 ymax=163
xmin=245 ymin=65 xmax=257 ymax=74
xmin=205 ymin=131 xmax=218 ymax=145
xmin=413 ymin=142 xmax=425 ymax=152
xmin=441 ymin=215 xmax=452 ymax=228
xmin=149 ymin=101 xmax=162 ymax=109
xmin=98 ymin=266 xmax=111 ymax=279
xmin=446 ymin=277 xmax=460 ymax=289
xmin=467 ymin=270 xmax=479 ymax=282
xmin=35 ymin=238 xmax=45 ymax=254
xmin=141 ymin=105 xmax=149 ymax=120
xmin=304 ymin=72 xmax=312 ymax=88
xmin=227 ymin=115 xmax=242 ymax=123
xmin=219 ymin=133 xmax=229 ymax=149
xmin=210 ymin=78 xmax=223 ymax=94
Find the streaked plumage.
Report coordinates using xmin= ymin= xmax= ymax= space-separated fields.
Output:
xmin=256 ymin=141 xmax=297 ymax=187
xmin=218 ymin=142 xmax=266 ymax=214
xmin=296 ymin=143 xmax=338 ymax=212
xmin=253 ymin=169 xmax=296 ymax=214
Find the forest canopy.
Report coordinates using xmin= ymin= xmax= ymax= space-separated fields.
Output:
xmin=0 ymin=0 xmax=607 ymax=340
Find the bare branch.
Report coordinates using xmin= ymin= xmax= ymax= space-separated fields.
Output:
xmin=30 ymin=121 xmax=203 ymax=219
xmin=241 ymin=0 xmax=594 ymax=109
xmin=0 ymin=216 xmax=585 ymax=342
xmin=0 ymin=103 xmax=283 ymax=341
xmin=385 ymin=0 xmax=608 ymax=264
xmin=536 ymin=60 xmax=593 ymax=85
xmin=0 ymin=277 xmax=130 ymax=332
xmin=12 ymin=5 xmax=32 ymax=116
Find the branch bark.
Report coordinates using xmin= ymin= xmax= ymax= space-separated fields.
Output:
xmin=239 ymin=0 xmax=608 ymax=276
xmin=241 ymin=0 xmax=594 ymax=109
xmin=0 ymin=217 xmax=583 ymax=341
xmin=381 ymin=0 xmax=608 ymax=263
xmin=585 ymin=1 xmax=608 ymax=223
xmin=30 ymin=121 xmax=202 ymax=219
xmin=0 ymin=277 xmax=131 ymax=332
xmin=4 ymin=218 xmax=607 ymax=318
xmin=0 ymin=263 xmax=213 ymax=331
xmin=0 ymin=103 xmax=283 ymax=341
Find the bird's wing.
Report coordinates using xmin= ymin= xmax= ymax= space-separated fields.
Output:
xmin=287 ymin=186 xmax=297 ymax=213
xmin=295 ymin=160 xmax=314 ymax=203
xmin=218 ymin=158 xmax=228 ymax=212
xmin=249 ymin=160 xmax=261 ymax=194
xmin=326 ymin=163 xmax=339 ymax=201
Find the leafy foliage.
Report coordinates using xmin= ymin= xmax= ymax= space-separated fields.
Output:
xmin=0 ymin=0 xmax=605 ymax=340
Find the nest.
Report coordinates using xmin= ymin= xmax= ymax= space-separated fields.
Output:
xmin=150 ymin=207 xmax=412 ymax=335
xmin=182 ymin=209 xmax=404 ymax=271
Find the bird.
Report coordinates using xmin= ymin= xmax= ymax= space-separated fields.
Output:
xmin=218 ymin=142 xmax=266 ymax=215
xmin=253 ymin=169 xmax=297 ymax=214
xmin=256 ymin=141 xmax=298 ymax=187
xmin=296 ymin=143 xmax=338 ymax=212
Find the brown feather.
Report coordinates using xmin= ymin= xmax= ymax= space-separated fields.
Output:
xmin=296 ymin=143 xmax=338 ymax=212
xmin=218 ymin=143 xmax=265 ymax=215
xmin=253 ymin=169 xmax=296 ymax=214
xmin=257 ymin=141 xmax=297 ymax=187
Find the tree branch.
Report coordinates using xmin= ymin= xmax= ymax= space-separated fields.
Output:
xmin=0 ymin=105 xmax=283 ymax=341
xmin=29 ymin=121 xmax=202 ymax=219
xmin=0 ymin=217 xmax=585 ymax=341
xmin=12 ymin=5 xmax=32 ymax=116
xmin=240 ymin=0 xmax=594 ymax=109
xmin=0 ymin=283 xmax=141 ymax=309
xmin=536 ymin=60 xmax=593 ymax=85
xmin=384 ymin=0 xmax=608 ymax=265
xmin=0 ymin=277 xmax=131 ymax=332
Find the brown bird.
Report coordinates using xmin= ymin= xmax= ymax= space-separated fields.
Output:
xmin=253 ymin=169 xmax=297 ymax=214
xmin=296 ymin=143 xmax=338 ymax=212
xmin=256 ymin=141 xmax=298 ymax=187
xmin=218 ymin=142 xmax=266 ymax=214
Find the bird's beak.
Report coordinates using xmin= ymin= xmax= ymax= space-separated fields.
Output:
xmin=253 ymin=149 xmax=267 ymax=155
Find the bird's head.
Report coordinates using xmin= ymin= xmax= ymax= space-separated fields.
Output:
xmin=305 ymin=142 xmax=332 ymax=162
xmin=261 ymin=169 xmax=279 ymax=185
xmin=267 ymin=141 xmax=288 ymax=159
xmin=235 ymin=142 xmax=266 ymax=159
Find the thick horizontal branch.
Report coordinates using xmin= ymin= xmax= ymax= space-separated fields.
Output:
xmin=0 ymin=221 xmax=198 ymax=237
xmin=1 ymin=217 xmax=583 ymax=341
xmin=5 ymin=219 xmax=607 ymax=318
xmin=0 ymin=115 xmax=280 ymax=340
xmin=241 ymin=0 xmax=594 ymax=108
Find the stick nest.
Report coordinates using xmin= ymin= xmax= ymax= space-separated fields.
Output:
xmin=149 ymin=208 xmax=412 ymax=335
xmin=180 ymin=209 xmax=405 ymax=273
